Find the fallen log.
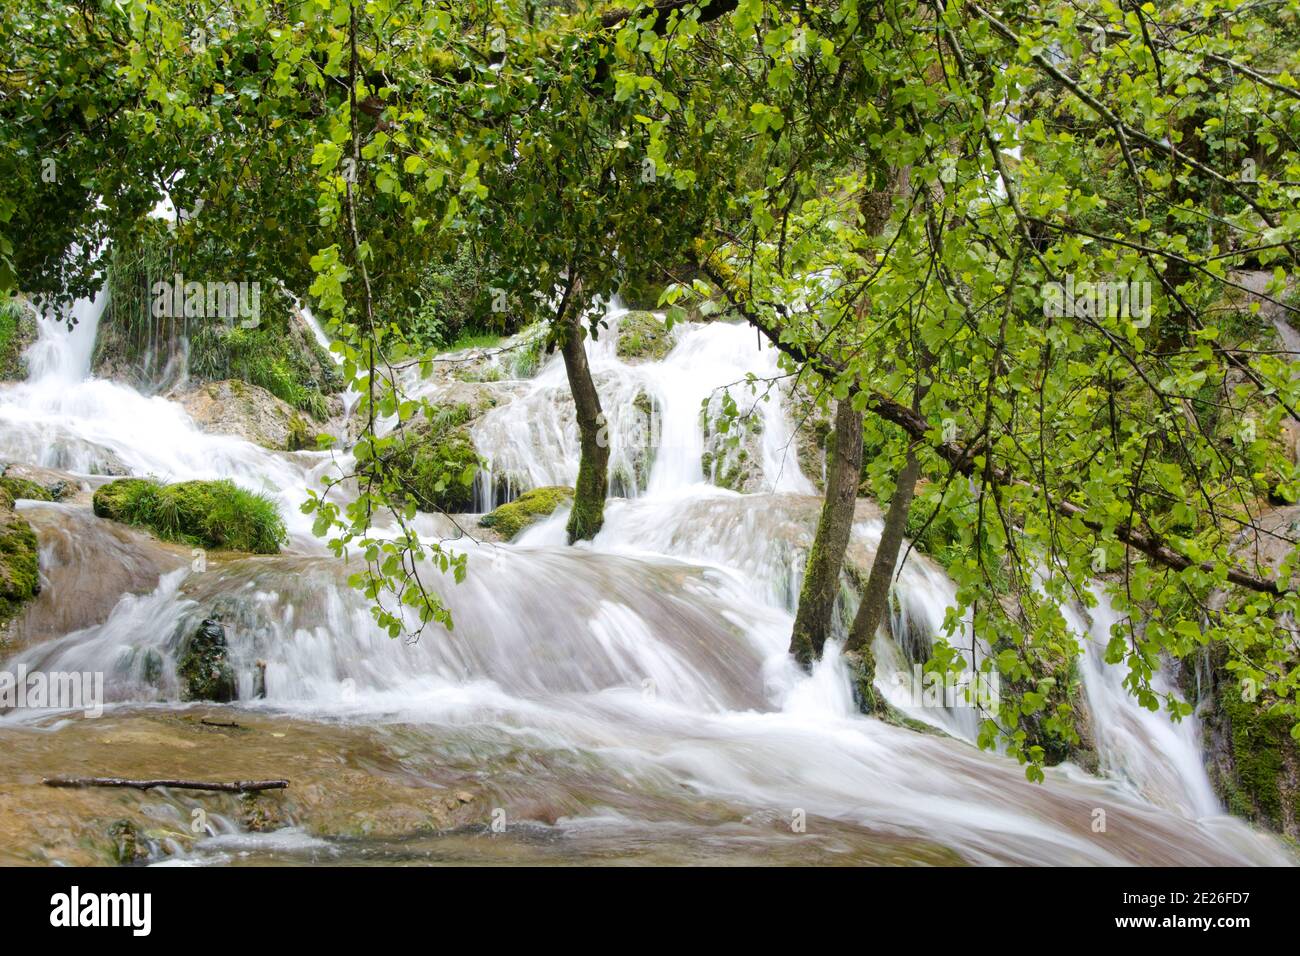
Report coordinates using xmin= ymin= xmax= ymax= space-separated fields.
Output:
xmin=43 ymin=777 xmax=287 ymax=793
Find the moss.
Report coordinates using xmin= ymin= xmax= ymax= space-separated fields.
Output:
xmin=0 ymin=476 xmax=54 ymax=502
xmin=177 ymin=618 xmax=237 ymax=702
xmin=107 ymin=819 xmax=148 ymax=865
xmin=615 ymin=310 xmax=673 ymax=361
xmin=0 ymin=299 xmax=37 ymax=381
xmin=567 ymin=457 xmax=607 ymax=544
xmin=481 ymin=486 xmax=574 ymax=540
xmin=286 ymin=414 xmax=327 ymax=452
xmin=1216 ymin=689 xmax=1299 ymax=832
xmin=379 ymin=404 xmax=483 ymax=513
xmin=93 ymin=478 xmax=286 ymax=554
xmin=0 ymin=507 xmax=40 ymax=624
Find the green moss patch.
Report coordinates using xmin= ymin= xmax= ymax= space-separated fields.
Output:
xmin=0 ymin=507 xmax=40 ymax=624
xmin=615 ymin=310 xmax=674 ymax=362
xmin=480 ymin=486 xmax=574 ymax=540
xmin=378 ymin=403 xmax=483 ymax=513
xmin=0 ymin=476 xmax=55 ymax=503
xmin=93 ymin=478 xmax=286 ymax=554
xmin=0 ymin=300 xmax=38 ymax=381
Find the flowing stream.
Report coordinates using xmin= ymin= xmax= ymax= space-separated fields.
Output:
xmin=0 ymin=299 xmax=1290 ymax=865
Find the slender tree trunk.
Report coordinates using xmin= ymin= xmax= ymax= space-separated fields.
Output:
xmin=786 ymin=174 xmax=902 ymax=670
xmin=560 ymin=286 xmax=608 ymax=543
xmin=842 ymin=446 xmax=923 ymax=713
xmin=789 ymin=399 xmax=863 ymax=668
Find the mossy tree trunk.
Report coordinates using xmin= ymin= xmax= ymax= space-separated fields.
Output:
xmin=842 ymin=445 xmax=923 ymax=713
xmin=788 ymin=398 xmax=863 ymax=668
xmin=560 ymin=279 xmax=609 ymax=543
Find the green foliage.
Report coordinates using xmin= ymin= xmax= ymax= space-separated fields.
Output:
xmin=481 ymin=486 xmax=574 ymax=540
xmin=93 ymin=478 xmax=286 ymax=554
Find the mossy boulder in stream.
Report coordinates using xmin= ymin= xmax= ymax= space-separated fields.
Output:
xmin=93 ymin=478 xmax=286 ymax=553
xmin=178 ymin=379 xmax=329 ymax=451
xmin=176 ymin=618 xmax=237 ymax=702
xmin=0 ymin=300 xmax=38 ymax=382
xmin=0 ymin=476 xmax=54 ymax=502
xmin=1193 ymin=642 xmax=1300 ymax=838
xmin=0 ymin=490 xmax=40 ymax=626
xmin=376 ymin=403 xmax=482 ymax=513
xmin=0 ymin=464 xmax=80 ymax=502
xmin=480 ymin=486 xmax=574 ymax=540
xmin=615 ymin=311 xmax=674 ymax=362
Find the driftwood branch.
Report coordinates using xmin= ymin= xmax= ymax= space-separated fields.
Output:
xmin=43 ymin=777 xmax=288 ymax=793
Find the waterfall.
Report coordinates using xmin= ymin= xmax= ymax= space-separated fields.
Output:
xmin=0 ymin=298 xmax=1291 ymax=866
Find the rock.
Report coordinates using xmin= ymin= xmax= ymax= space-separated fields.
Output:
xmin=176 ymin=379 xmax=327 ymax=451
xmin=480 ymin=486 xmax=574 ymax=540
xmin=0 ymin=463 xmax=84 ymax=502
xmin=0 ymin=299 xmax=39 ymax=382
xmin=373 ymin=383 xmax=516 ymax=514
xmin=615 ymin=310 xmax=675 ymax=362
xmin=0 ymin=489 xmax=40 ymax=630
xmin=107 ymin=819 xmax=149 ymax=865
xmin=1190 ymin=504 xmax=1300 ymax=838
xmin=700 ymin=391 xmax=765 ymax=492
xmin=1196 ymin=642 xmax=1300 ymax=839
xmin=177 ymin=618 xmax=237 ymax=703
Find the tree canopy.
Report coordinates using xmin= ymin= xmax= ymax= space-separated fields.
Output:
xmin=4 ymin=0 xmax=1298 ymax=776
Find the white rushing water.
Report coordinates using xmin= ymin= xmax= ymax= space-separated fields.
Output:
xmin=0 ymin=294 xmax=1291 ymax=865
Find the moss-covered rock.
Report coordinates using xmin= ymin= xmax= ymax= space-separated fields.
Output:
xmin=378 ymin=403 xmax=483 ymax=513
xmin=1196 ymin=644 xmax=1300 ymax=839
xmin=609 ymin=391 xmax=660 ymax=496
xmin=0 ymin=464 xmax=81 ymax=502
xmin=480 ymin=486 xmax=574 ymax=540
xmin=0 ymin=476 xmax=54 ymax=502
xmin=0 ymin=299 xmax=38 ymax=381
xmin=615 ymin=310 xmax=674 ymax=362
xmin=700 ymin=391 xmax=764 ymax=492
xmin=107 ymin=819 xmax=149 ymax=865
xmin=93 ymin=478 xmax=286 ymax=554
xmin=177 ymin=618 xmax=237 ymax=702
xmin=0 ymin=500 xmax=40 ymax=626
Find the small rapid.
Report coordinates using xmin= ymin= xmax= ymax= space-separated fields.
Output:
xmin=0 ymin=296 xmax=1290 ymax=865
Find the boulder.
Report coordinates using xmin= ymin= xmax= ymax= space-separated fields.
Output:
xmin=177 ymin=379 xmax=327 ymax=451
xmin=615 ymin=310 xmax=675 ymax=362
xmin=176 ymin=618 xmax=237 ymax=702
xmin=0 ymin=300 xmax=39 ymax=382
xmin=480 ymin=486 xmax=574 ymax=540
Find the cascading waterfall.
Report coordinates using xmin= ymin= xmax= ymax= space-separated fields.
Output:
xmin=0 ymin=295 xmax=1291 ymax=865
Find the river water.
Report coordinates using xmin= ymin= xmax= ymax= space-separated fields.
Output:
xmin=0 ymin=297 xmax=1288 ymax=865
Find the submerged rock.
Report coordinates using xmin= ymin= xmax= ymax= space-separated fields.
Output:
xmin=480 ymin=486 xmax=574 ymax=540
xmin=0 ymin=299 xmax=38 ymax=382
xmin=177 ymin=618 xmax=237 ymax=703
